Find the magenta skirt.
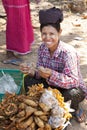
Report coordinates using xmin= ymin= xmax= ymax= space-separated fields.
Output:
xmin=2 ymin=0 xmax=34 ymax=54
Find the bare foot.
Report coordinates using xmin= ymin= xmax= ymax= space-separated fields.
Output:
xmin=76 ymin=109 xmax=86 ymax=123
xmin=6 ymin=51 xmax=23 ymax=60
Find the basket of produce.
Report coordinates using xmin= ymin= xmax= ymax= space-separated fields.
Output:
xmin=0 ymin=84 xmax=74 ymax=130
xmin=0 ymin=69 xmax=23 ymax=102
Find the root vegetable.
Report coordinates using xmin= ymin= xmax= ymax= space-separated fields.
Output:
xmin=29 ymin=122 xmax=36 ymax=130
xmin=16 ymin=110 xmax=25 ymax=118
xmin=55 ymin=126 xmax=63 ymax=130
xmin=39 ymin=102 xmax=50 ymax=112
xmin=39 ymin=115 xmax=48 ymax=121
xmin=22 ymin=116 xmax=33 ymax=129
xmin=26 ymin=106 xmax=37 ymax=117
xmin=34 ymin=116 xmax=44 ymax=128
xmin=37 ymin=128 xmax=44 ymax=130
xmin=34 ymin=110 xmax=46 ymax=116
xmin=19 ymin=103 xmax=26 ymax=110
xmin=4 ymin=121 xmax=15 ymax=130
xmin=45 ymin=123 xmax=52 ymax=130
xmin=4 ymin=103 xmax=18 ymax=116
xmin=17 ymin=116 xmax=33 ymax=129
xmin=24 ymin=99 xmax=38 ymax=107
xmin=0 ymin=116 xmax=5 ymax=120
xmin=17 ymin=116 xmax=27 ymax=123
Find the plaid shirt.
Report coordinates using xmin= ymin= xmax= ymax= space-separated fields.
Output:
xmin=36 ymin=41 xmax=87 ymax=96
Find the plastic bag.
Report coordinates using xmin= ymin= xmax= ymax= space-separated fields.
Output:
xmin=51 ymin=105 xmax=65 ymax=117
xmin=39 ymin=89 xmax=73 ymax=129
xmin=0 ymin=71 xmax=18 ymax=94
xmin=48 ymin=116 xmax=66 ymax=128
xmin=39 ymin=89 xmax=58 ymax=108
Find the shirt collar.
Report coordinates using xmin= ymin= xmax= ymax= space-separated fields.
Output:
xmin=53 ymin=41 xmax=63 ymax=58
xmin=43 ymin=41 xmax=63 ymax=58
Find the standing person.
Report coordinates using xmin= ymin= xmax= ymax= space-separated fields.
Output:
xmin=2 ymin=0 xmax=40 ymax=64
xmin=20 ymin=7 xmax=87 ymax=122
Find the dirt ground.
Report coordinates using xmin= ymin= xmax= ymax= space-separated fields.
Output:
xmin=0 ymin=0 xmax=87 ymax=129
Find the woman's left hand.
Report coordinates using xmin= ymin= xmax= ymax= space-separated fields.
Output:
xmin=38 ymin=66 xmax=52 ymax=79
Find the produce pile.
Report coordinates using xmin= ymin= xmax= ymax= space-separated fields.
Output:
xmin=0 ymin=84 xmax=73 ymax=130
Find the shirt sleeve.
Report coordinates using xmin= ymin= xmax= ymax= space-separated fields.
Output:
xmin=47 ymin=51 xmax=80 ymax=89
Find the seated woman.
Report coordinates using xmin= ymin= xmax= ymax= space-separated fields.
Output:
xmin=20 ymin=7 xmax=87 ymax=123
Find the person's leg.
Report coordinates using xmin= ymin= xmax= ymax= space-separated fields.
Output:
xmin=60 ymin=87 xmax=86 ymax=122
xmin=60 ymin=87 xmax=85 ymax=110
xmin=6 ymin=51 xmax=21 ymax=59
xmin=60 ymin=88 xmax=85 ymax=110
xmin=2 ymin=51 xmax=23 ymax=65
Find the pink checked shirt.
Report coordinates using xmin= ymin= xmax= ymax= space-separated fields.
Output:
xmin=36 ymin=41 xmax=87 ymax=97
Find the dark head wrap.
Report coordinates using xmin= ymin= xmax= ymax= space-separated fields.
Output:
xmin=39 ymin=7 xmax=63 ymax=25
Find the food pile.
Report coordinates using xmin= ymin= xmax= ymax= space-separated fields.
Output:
xmin=0 ymin=84 xmax=73 ymax=130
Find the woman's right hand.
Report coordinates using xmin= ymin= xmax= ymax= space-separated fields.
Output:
xmin=19 ymin=63 xmax=30 ymax=74
xmin=19 ymin=62 xmax=35 ymax=77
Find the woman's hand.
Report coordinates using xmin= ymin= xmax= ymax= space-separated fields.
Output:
xmin=38 ymin=66 xmax=52 ymax=79
xmin=19 ymin=63 xmax=35 ymax=76
xmin=19 ymin=63 xmax=30 ymax=74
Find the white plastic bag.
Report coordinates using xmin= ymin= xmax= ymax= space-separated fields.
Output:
xmin=48 ymin=116 xmax=66 ymax=128
xmin=39 ymin=89 xmax=58 ymax=108
xmin=0 ymin=71 xmax=18 ymax=94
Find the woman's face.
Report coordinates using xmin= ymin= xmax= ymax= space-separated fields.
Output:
xmin=41 ymin=25 xmax=61 ymax=50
